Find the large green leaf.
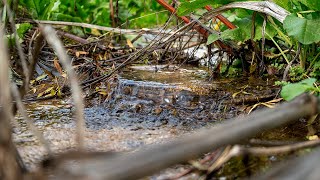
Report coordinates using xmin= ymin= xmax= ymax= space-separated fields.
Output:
xmin=280 ymin=78 xmax=317 ymax=101
xmin=207 ymin=33 xmax=220 ymax=45
xmin=20 ymin=0 xmax=55 ymax=19
xmin=220 ymin=18 xmax=251 ymax=41
xmin=298 ymin=0 xmax=320 ymax=11
xmin=217 ymin=17 xmax=277 ymax=42
xmin=272 ymin=0 xmax=291 ymax=11
xmin=284 ymin=14 xmax=320 ymax=44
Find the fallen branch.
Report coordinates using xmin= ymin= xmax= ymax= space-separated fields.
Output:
xmin=33 ymin=20 xmax=186 ymax=36
xmin=256 ymin=146 xmax=320 ymax=180
xmin=0 ymin=24 xmax=23 ymax=180
xmin=206 ymin=139 xmax=320 ymax=174
xmin=203 ymin=1 xmax=290 ymax=23
xmin=56 ymin=30 xmax=107 ymax=50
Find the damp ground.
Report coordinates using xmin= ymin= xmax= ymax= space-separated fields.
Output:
xmin=13 ymin=65 xmax=318 ymax=178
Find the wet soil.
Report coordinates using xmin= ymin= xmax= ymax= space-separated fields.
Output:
xmin=13 ymin=65 xmax=314 ymax=178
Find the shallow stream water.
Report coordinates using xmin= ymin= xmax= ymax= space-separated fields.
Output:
xmin=13 ymin=65 xmax=317 ymax=178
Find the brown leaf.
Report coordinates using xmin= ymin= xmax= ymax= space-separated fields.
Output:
xmin=127 ymin=39 xmax=134 ymax=48
xmin=54 ymin=58 xmax=64 ymax=75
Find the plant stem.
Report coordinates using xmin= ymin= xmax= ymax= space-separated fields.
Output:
xmin=267 ymin=32 xmax=290 ymax=64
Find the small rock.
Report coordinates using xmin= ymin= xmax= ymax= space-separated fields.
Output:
xmin=154 ymin=107 xmax=163 ymax=115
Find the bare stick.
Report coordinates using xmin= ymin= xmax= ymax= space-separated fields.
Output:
xmin=282 ymin=43 xmax=301 ymax=81
xmin=56 ymin=30 xmax=106 ymax=50
xmin=27 ymin=30 xmax=45 ymax=91
xmin=40 ymin=25 xmax=86 ymax=150
xmin=0 ymin=23 xmax=23 ymax=180
xmin=3 ymin=0 xmax=29 ymax=92
xmin=256 ymin=146 xmax=320 ymax=180
xmin=207 ymin=139 xmax=320 ymax=173
xmin=34 ymin=20 xmax=180 ymax=35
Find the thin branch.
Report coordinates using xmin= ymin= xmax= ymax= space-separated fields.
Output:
xmin=3 ymin=0 xmax=29 ymax=92
xmin=27 ymin=30 xmax=44 ymax=90
xmin=282 ymin=43 xmax=301 ymax=81
xmin=33 ymin=20 xmax=182 ymax=35
xmin=207 ymin=139 xmax=320 ymax=173
xmin=40 ymin=25 xmax=86 ymax=150
xmin=256 ymin=146 xmax=320 ymax=180
xmin=0 ymin=22 xmax=23 ymax=179
xmin=56 ymin=30 xmax=106 ymax=50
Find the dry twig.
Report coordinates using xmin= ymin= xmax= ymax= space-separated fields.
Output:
xmin=0 ymin=23 xmax=23 ymax=180
xmin=40 ymin=25 xmax=86 ymax=150
xmin=3 ymin=0 xmax=29 ymax=92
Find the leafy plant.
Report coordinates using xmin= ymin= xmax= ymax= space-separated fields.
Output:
xmin=178 ymin=0 xmax=320 ymax=82
xmin=6 ymin=22 xmax=32 ymax=46
xmin=207 ymin=15 xmax=277 ymax=44
xmin=283 ymin=14 xmax=320 ymax=45
xmin=19 ymin=0 xmax=57 ymax=19
xmin=18 ymin=0 xmax=169 ymax=29
xmin=280 ymin=78 xmax=319 ymax=101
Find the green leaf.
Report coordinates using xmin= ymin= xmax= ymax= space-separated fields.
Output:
xmin=283 ymin=14 xmax=320 ymax=44
xmin=299 ymin=78 xmax=317 ymax=86
xmin=298 ymin=0 xmax=320 ymax=11
xmin=280 ymin=78 xmax=316 ymax=101
xmin=272 ymin=0 xmax=291 ymax=11
xmin=16 ymin=23 xmax=32 ymax=38
xmin=219 ymin=17 xmax=277 ymax=42
xmin=177 ymin=0 xmax=241 ymax=16
xmin=207 ymin=33 xmax=219 ymax=45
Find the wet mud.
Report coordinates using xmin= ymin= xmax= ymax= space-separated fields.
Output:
xmin=14 ymin=65 xmax=293 ymax=177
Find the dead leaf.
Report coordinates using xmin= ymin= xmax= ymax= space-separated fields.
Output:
xmin=307 ymin=135 xmax=319 ymax=140
xmin=261 ymin=102 xmax=275 ymax=108
xmin=91 ymin=29 xmax=102 ymax=36
xmin=127 ymin=39 xmax=134 ymax=48
xmin=54 ymin=58 xmax=64 ymax=75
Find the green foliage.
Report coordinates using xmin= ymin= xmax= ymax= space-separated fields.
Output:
xmin=272 ymin=0 xmax=291 ymax=11
xmin=288 ymin=66 xmax=306 ymax=82
xmin=207 ymin=16 xmax=277 ymax=44
xmin=19 ymin=0 xmax=57 ymax=19
xmin=178 ymin=0 xmax=249 ymax=16
xmin=207 ymin=33 xmax=219 ymax=45
xmin=18 ymin=0 xmax=168 ymax=29
xmin=280 ymin=78 xmax=318 ymax=101
xmin=6 ymin=23 xmax=33 ymax=46
xmin=296 ymin=0 xmax=320 ymax=11
xmin=284 ymin=14 xmax=320 ymax=44
xmin=16 ymin=23 xmax=33 ymax=38
xmin=178 ymin=0 xmax=320 ymax=82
